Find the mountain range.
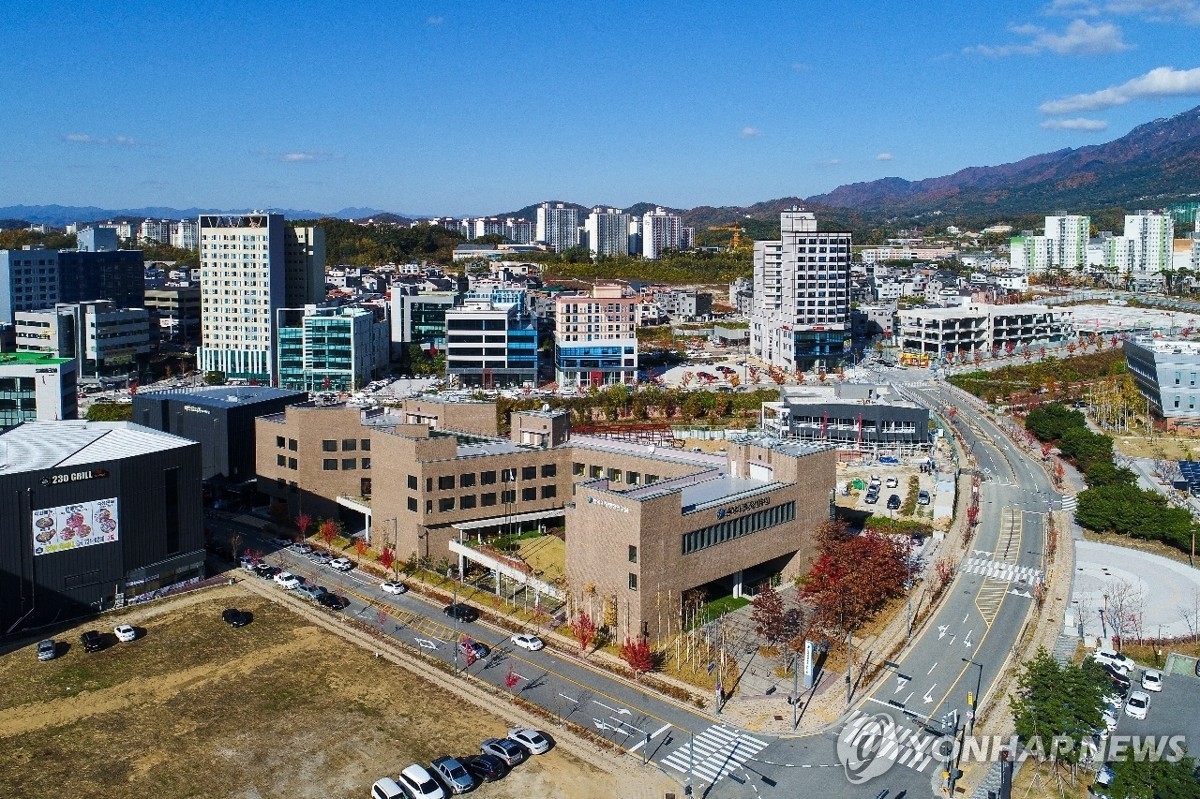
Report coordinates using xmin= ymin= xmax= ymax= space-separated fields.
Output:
xmin=4 ymin=104 xmax=1199 ymax=231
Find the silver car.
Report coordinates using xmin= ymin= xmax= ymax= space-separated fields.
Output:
xmin=430 ymin=756 xmax=474 ymax=794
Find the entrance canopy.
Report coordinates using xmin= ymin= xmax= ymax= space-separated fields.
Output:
xmin=451 ymin=507 xmax=564 ymax=532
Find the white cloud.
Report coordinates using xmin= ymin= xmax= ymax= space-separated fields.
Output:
xmin=281 ymin=152 xmax=317 ymax=162
xmin=1039 ymin=64 xmax=1200 ymax=112
xmin=427 ymin=15 xmax=444 ymax=24
xmin=791 ymin=62 xmax=811 ymax=72
xmin=274 ymin=150 xmax=341 ymax=163
xmin=64 ymin=132 xmax=136 ymax=145
xmin=1045 ymin=0 xmax=1200 ymax=24
xmin=739 ymin=126 xmax=762 ymax=138
xmin=1040 ymin=117 xmax=1110 ymax=129
xmin=966 ymin=18 xmax=1131 ymax=56
xmin=818 ymin=158 xmax=842 ymax=166
xmin=875 ymin=152 xmax=894 ymax=161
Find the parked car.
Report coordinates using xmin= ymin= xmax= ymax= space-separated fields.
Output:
xmin=371 ymin=777 xmax=406 ymax=799
xmin=238 ymin=555 xmax=259 ymax=570
xmin=380 ymin=581 xmax=408 ymax=595
xmin=1142 ymin=669 xmax=1163 ymax=692
xmin=1104 ymin=663 xmax=1132 ymax=692
xmin=290 ymin=543 xmax=314 ymax=555
xmin=397 ymin=764 xmax=445 ymax=799
xmin=511 ymin=633 xmax=544 ymax=651
xmin=274 ymin=571 xmax=302 ymax=589
xmin=864 ymin=491 xmax=879 ymax=505
xmin=1092 ymin=649 xmax=1136 ymax=674
xmin=114 ymin=624 xmax=138 ymax=643
xmin=917 ymin=490 xmax=931 ymax=505
xmin=80 ymin=630 xmax=105 ymax=652
xmin=481 ymin=738 xmax=526 ymax=767
xmin=329 ymin=557 xmax=354 ymax=572
xmin=886 ymin=494 xmax=902 ymax=510
xmin=318 ymin=593 xmax=349 ymax=610
xmin=270 ymin=536 xmax=293 ymax=548
xmin=507 ymin=728 xmax=551 ymax=755
xmin=221 ymin=608 xmax=251 ymax=628
xmin=444 ymin=603 xmax=479 ymax=623
xmin=885 ymin=476 xmax=899 ymax=488
xmin=296 ymin=584 xmax=327 ymax=601
xmin=308 ymin=551 xmax=334 ymax=565
xmin=37 ymin=639 xmax=57 ymax=661
xmin=429 ymin=756 xmax=474 ymax=795
xmin=1125 ymin=690 xmax=1151 ymax=719
xmin=254 ymin=564 xmax=280 ymax=580
xmin=463 ymin=754 xmax=506 ymax=783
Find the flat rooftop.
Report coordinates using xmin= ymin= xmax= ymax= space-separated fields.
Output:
xmin=726 ymin=434 xmax=832 ymax=458
xmin=0 ymin=352 xmax=73 ymax=367
xmin=569 ymin=434 xmax=727 ymax=467
xmin=0 ymin=421 xmax=195 ymax=473
xmin=897 ymin=302 xmax=1061 ymax=318
xmin=774 ymin=384 xmax=921 ymax=409
xmin=680 ymin=475 xmax=773 ymax=510
xmin=455 ymin=440 xmax=523 ymax=457
xmin=1129 ymin=338 xmax=1200 ymax=355
xmin=135 ymin=385 xmax=307 ymax=408
xmin=1069 ymin=304 xmax=1200 ymax=334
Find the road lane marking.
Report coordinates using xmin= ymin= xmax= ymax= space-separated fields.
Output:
xmin=630 ymin=723 xmax=673 ymax=752
xmin=928 ymin=662 xmax=937 ymax=675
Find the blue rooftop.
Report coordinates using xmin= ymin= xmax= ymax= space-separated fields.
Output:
xmin=137 ymin=385 xmax=307 ymax=409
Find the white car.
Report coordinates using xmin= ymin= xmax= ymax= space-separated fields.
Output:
xmin=274 ymin=571 xmax=301 ymax=589
xmin=397 ymin=764 xmax=445 ymax=799
xmin=380 ymin=581 xmax=408 ymax=595
xmin=114 ymin=624 xmax=137 ymax=643
xmin=1125 ymin=690 xmax=1151 ymax=719
xmin=370 ymin=777 xmax=406 ymax=799
xmin=1092 ymin=649 xmax=1135 ymax=674
xmin=885 ymin=476 xmax=899 ymax=488
xmin=1141 ymin=669 xmax=1163 ymax=692
xmin=329 ymin=557 xmax=354 ymax=572
xmin=511 ymin=633 xmax=545 ymax=651
xmin=507 ymin=727 xmax=551 ymax=755
xmin=1101 ymin=708 xmax=1119 ymax=731
xmin=290 ymin=542 xmax=313 ymax=555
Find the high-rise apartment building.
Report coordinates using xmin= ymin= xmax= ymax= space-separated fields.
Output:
xmin=505 ymin=218 xmax=534 ymax=244
xmin=471 ymin=218 xmax=505 ymax=240
xmin=641 ymin=207 xmax=683 ymax=260
xmin=171 ymin=219 xmax=199 ymax=250
xmin=553 ymin=283 xmax=638 ymax=388
xmin=583 ymin=208 xmax=631 ymax=258
xmin=536 ymin=203 xmax=580 ymax=253
xmin=750 ymin=208 xmax=852 ymax=371
xmin=197 ymin=213 xmax=325 ymax=383
xmin=138 ymin=219 xmax=172 ymax=245
xmin=1044 ymin=215 xmax=1090 ymax=272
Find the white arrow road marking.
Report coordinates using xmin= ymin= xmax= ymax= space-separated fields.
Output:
xmin=593 ymin=718 xmax=614 ymax=731
xmin=414 ymin=637 xmax=438 ymax=650
xmin=895 ymin=675 xmax=910 ymax=693
xmin=938 ymin=625 xmax=949 ymax=640
xmin=592 ymin=700 xmax=619 ymax=713
xmin=964 ymin=631 xmax=974 ymax=649
xmin=924 ymin=685 xmax=936 ymax=704
xmin=928 ymin=662 xmax=938 ymax=675
xmin=614 ymin=708 xmax=633 ymax=716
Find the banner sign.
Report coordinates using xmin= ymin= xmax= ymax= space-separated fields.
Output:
xmin=32 ymin=498 xmax=120 ymax=556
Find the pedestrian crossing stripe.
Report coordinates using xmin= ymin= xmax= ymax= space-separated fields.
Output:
xmin=839 ymin=718 xmax=938 ymax=773
xmin=659 ymin=725 xmax=769 ymax=784
xmin=1060 ymin=494 xmax=1078 ymax=510
xmin=960 ymin=556 xmax=1042 ymax=584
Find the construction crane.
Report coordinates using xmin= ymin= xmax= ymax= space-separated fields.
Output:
xmin=708 ymin=223 xmax=748 ymax=252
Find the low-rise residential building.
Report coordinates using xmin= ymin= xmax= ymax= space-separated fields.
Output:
xmin=554 ymin=283 xmax=638 ymax=388
xmin=656 ymin=289 xmax=712 ymax=322
xmin=897 ymin=303 xmax=1073 ymax=356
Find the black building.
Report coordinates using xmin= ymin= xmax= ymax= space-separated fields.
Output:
xmin=58 ymin=249 xmax=144 ymax=309
xmin=762 ymin=383 xmax=932 ymax=453
xmin=132 ymin=385 xmax=308 ymax=482
xmin=0 ymin=420 xmax=204 ymax=634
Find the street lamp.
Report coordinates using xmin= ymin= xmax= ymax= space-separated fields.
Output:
xmin=962 ymin=657 xmax=984 ymax=737
xmin=1100 ymin=593 xmax=1109 ymax=642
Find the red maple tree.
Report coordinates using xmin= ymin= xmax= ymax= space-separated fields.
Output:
xmin=295 ymin=512 xmax=312 ymax=538
xmin=354 ymin=537 xmax=368 ymax=563
xmin=620 ymin=636 xmax=656 ymax=674
xmin=379 ymin=547 xmax=395 ymax=575
xmin=802 ymin=523 xmax=911 ymax=640
xmin=570 ymin=610 xmax=597 ymax=653
xmin=319 ymin=519 xmax=338 ymax=546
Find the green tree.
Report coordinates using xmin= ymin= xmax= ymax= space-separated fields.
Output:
xmin=203 ymin=371 xmax=226 ymax=386
xmin=85 ymin=403 xmax=133 ymax=422
xmin=1059 ymin=427 xmax=1114 ymax=472
xmin=1010 ymin=648 xmax=1106 ymax=766
xmin=1085 ymin=461 xmax=1137 ymax=487
xmin=1109 ymin=755 xmax=1200 ymax=799
xmin=1025 ymin=403 xmax=1086 ymax=442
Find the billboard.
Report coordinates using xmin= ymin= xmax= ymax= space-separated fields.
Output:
xmin=32 ymin=498 xmax=119 ymax=556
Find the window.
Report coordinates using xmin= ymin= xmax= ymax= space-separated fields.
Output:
xmin=572 ymin=462 xmax=585 ymax=476
xmin=438 ymin=475 xmax=455 ymax=490
xmin=426 ymin=477 xmax=433 ymax=491
xmin=438 ymin=497 xmax=455 ymax=512
xmin=501 ymin=468 xmax=517 ymax=482
xmin=288 ymin=438 xmax=297 ymax=451
xmin=627 ymin=471 xmax=640 ymax=485
xmin=646 ymin=474 xmax=659 ymax=484
xmin=481 ymin=492 xmax=497 ymax=507
xmin=288 ymin=458 xmax=297 ymax=470
xmin=628 ymin=573 xmax=638 ymax=591
xmin=589 ymin=465 xmax=602 ymax=479
xmin=407 ymin=497 xmax=418 ymax=512
xmin=342 ymin=458 xmax=356 ymax=470
xmin=541 ymin=463 xmax=556 ymax=478
xmin=276 ymin=454 xmax=286 ymax=467
xmin=460 ymin=473 xmax=476 ymax=488
xmin=361 ymin=438 xmax=371 ymax=451
xmin=322 ymin=439 xmax=337 ymax=452
xmin=481 ymin=470 xmax=497 ymax=485
xmin=408 ymin=475 xmax=417 ymax=490
xmin=607 ymin=468 xmax=622 ymax=482
xmin=425 ymin=500 xmax=433 ymax=514
xmin=628 ymin=545 xmax=638 ymax=563
xmin=541 ymin=484 xmax=557 ymax=499
xmin=323 ymin=459 xmax=338 ymax=470
xmin=275 ymin=435 xmax=285 ymax=448
xmin=361 ymin=458 xmax=371 ymax=469
xmin=522 ymin=465 xmax=537 ymax=480
xmin=521 ymin=487 xmax=537 ymax=501
xmin=461 ymin=494 xmax=477 ymax=509
xmin=342 ymin=438 xmax=356 ymax=451
xmin=502 ymin=489 xmax=516 ymax=504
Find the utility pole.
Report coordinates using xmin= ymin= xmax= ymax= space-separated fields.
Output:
xmin=685 ymin=731 xmax=694 ymax=797
xmin=453 ymin=583 xmax=460 ymax=674
xmin=791 ymin=652 xmax=799 ymax=731
xmin=962 ymin=658 xmax=984 ymax=737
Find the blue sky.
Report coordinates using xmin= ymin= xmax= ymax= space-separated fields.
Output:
xmin=2 ymin=0 xmax=1199 ymax=216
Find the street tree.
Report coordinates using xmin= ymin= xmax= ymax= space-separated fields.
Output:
xmin=1010 ymin=647 xmax=1106 ymax=767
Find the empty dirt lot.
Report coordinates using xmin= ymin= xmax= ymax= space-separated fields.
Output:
xmin=0 ymin=584 xmax=669 ymax=799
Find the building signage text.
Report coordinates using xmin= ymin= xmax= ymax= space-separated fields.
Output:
xmin=716 ymin=495 xmax=771 ymax=520
xmin=183 ymin=405 xmax=211 ymax=414
xmin=40 ymin=468 xmax=110 ymax=487
xmin=587 ymin=495 xmax=630 ymax=514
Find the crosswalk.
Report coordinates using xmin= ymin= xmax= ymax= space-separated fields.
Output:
xmin=1060 ymin=494 xmax=1078 ymax=512
xmin=960 ymin=556 xmax=1042 ymax=584
xmin=659 ymin=724 xmax=768 ymax=784
xmin=839 ymin=714 xmax=939 ymax=773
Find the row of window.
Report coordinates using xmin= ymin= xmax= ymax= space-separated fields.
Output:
xmin=416 ymin=463 xmax=556 ymax=492
xmin=571 ymin=462 xmax=658 ymax=486
xmin=409 ymin=484 xmax=558 ymax=513
xmin=681 ymin=501 xmax=796 ymax=555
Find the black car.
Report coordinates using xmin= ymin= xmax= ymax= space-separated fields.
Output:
xmin=444 ymin=603 xmax=479 ymax=623
xmin=1104 ymin=663 xmax=1132 ymax=691
xmin=318 ymin=593 xmax=349 ymax=610
xmin=886 ymin=494 xmax=902 ymax=510
xmin=254 ymin=564 xmax=280 ymax=580
xmin=463 ymin=753 xmax=507 ymax=782
xmin=221 ymin=608 xmax=251 ymax=627
xmin=80 ymin=630 xmax=105 ymax=652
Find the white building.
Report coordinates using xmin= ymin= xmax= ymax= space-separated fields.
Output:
xmin=535 ymin=203 xmax=580 ymax=253
xmin=505 ymin=218 xmax=535 ymax=244
xmin=471 ymin=217 xmax=505 ymax=240
xmin=170 ymin=219 xmax=199 ymax=250
xmin=583 ymin=208 xmax=631 ymax=258
xmin=750 ymin=207 xmax=852 ymax=370
xmin=138 ymin=219 xmax=172 ymax=246
xmin=641 ymin=207 xmax=683 ymax=260
xmin=1044 ymin=215 xmax=1090 ymax=272
xmin=197 ymin=213 xmax=325 ymax=382
xmin=15 ymin=300 xmax=151 ymax=377
xmin=1122 ymin=211 xmax=1174 ymax=289
xmin=859 ymin=246 xmax=954 ymax=265
xmin=553 ymin=283 xmax=638 ymax=388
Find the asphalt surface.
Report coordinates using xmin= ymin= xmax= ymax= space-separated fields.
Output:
xmin=206 ymin=370 xmax=1057 ymax=798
